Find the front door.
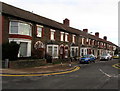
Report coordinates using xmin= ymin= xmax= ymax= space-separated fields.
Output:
xmin=60 ymin=46 xmax=64 ymax=59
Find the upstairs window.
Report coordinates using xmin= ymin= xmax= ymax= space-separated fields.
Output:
xmin=86 ymin=38 xmax=89 ymax=44
xmin=82 ymin=38 xmax=84 ymax=45
xmin=10 ymin=20 xmax=32 ymax=36
xmin=72 ymin=35 xmax=76 ymax=43
xmin=36 ymin=25 xmax=43 ymax=37
xmin=65 ymin=33 xmax=69 ymax=42
xmin=60 ymin=32 xmax=64 ymax=41
xmin=50 ymin=29 xmax=55 ymax=40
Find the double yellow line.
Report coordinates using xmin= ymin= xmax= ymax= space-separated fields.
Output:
xmin=0 ymin=66 xmax=80 ymax=77
xmin=112 ymin=63 xmax=120 ymax=69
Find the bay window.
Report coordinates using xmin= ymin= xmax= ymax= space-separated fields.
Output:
xmin=47 ymin=45 xmax=58 ymax=58
xmin=70 ymin=47 xmax=78 ymax=57
xmin=10 ymin=20 xmax=32 ymax=36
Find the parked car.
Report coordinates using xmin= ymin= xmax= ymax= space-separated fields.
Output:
xmin=100 ymin=53 xmax=112 ymax=61
xmin=79 ymin=54 xmax=96 ymax=64
xmin=113 ymin=54 xmax=119 ymax=59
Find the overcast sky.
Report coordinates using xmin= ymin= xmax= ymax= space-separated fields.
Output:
xmin=1 ymin=0 xmax=119 ymax=45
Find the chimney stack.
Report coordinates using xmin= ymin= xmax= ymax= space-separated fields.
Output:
xmin=83 ymin=29 xmax=88 ymax=33
xmin=103 ymin=36 xmax=107 ymax=41
xmin=63 ymin=18 xmax=69 ymax=26
xmin=95 ymin=32 xmax=99 ymax=37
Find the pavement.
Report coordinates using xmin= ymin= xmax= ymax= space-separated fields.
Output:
xmin=0 ymin=61 xmax=80 ymax=76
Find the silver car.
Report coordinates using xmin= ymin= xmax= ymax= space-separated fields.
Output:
xmin=100 ymin=53 xmax=112 ymax=61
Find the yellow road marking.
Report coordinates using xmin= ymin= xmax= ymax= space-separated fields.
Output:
xmin=112 ymin=63 xmax=120 ymax=69
xmin=0 ymin=66 xmax=80 ymax=77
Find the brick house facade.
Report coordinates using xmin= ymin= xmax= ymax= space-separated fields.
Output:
xmin=1 ymin=2 xmax=117 ymax=60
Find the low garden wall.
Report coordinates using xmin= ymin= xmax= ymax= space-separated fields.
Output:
xmin=8 ymin=59 xmax=47 ymax=68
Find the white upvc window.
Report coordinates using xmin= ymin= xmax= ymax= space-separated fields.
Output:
xmin=60 ymin=32 xmax=64 ymax=41
xmin=36 ymin=25 xmax=43 ymax=37
xmin=70 ymin=46 xmax=78 ymax=57
xmin=82 ymin=38 xmax=84 ymax=45
xmin=72 ymin=35 xmax=76 ymax=43
xmin=86 ymin=38 xmax=89 ymax=43
xmin=65 ymin=33 xmax=69 ymax=42
xmin=9 ymin=20 xmax=32 ymax=36
xmin=80 ymin=48 xmax=87 ymax=57
xmin=50 ymin=29 xmax=55 ymax=40
xmin=47 ymin=45 xmax=58 ymax=58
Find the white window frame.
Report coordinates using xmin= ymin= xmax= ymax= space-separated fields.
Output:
xmin=82 ymin=38 xmax=84 ymax=45
xmin=65 ymin=33 xmax=69 ymax=42
xmin=70 ymin=46 xmax=78 ymax=57
xmin=9 ymin=20 xmax=32 ymax=36
xmin=80 ymin=48 xmax=87 ymax=57
xmin=36 ymin=25 xmax=43 ymax=37
xmin=60 ymin=32 xmax=64 ymax=41
xmin=50 ymin=29 xmax=55 ymax=40
xmin=47 ymin=45 xmax=59 ymax=58
xmin=72 ymin=35 xmax=76 ymax=43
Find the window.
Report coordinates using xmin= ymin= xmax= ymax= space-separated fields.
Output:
xmin=65 ymin=33 xmax=69 ymax=42
xmin=50 ymin=29 xmax=55 ymax=40
xmin=47 ymin=45 xmax=58 ymax=58
xmin=72 ymin=35 xmax=76 ymax=43
xmin=10 ymin=21 xmax=32 ymax=36
xmin=86 ymin=38 xmax=89 ymax=44
xmin=70 ymin=47 xmax=78 ymax=57
xmin=36 ymin=25 xmax=43 ymax=37
xmin=80 ymin=48 xmax=87 ymax=56
xmin=10 ymin=21 xmax=18 ymax=33
xmin=60 ymin=32 xmax=64 ymax=41
xmin=82 ymin=38 xmax=84 ymax=45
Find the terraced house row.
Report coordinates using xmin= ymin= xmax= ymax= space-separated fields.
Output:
xmin=1 ymin=2 xmax=117 ymax=60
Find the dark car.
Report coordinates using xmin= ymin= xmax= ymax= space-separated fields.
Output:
xmin=79 ymin=54 xmax=96 ymax=64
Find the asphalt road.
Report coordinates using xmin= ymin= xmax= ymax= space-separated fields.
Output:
xmin=1 ymin=59 xmax=119 ymax=90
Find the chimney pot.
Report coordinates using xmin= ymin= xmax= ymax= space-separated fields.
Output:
xmin=63 ymin=18 xmax=69 ymax=26
xmin=103 ymin=36 xmax=107 ymax=40
xmin=83 ymin=29 xmax=88 ymax=33
xmin=95 ymin=32 xmax=99 ymax=37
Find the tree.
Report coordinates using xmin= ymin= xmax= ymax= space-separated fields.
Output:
xmin=2 ymin=41 xmax=20 ymax=60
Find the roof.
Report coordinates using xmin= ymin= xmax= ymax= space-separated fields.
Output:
xmin=1 ymin=2 xmax=117 ymax=46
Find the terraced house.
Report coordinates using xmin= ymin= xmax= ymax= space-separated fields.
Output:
xmin=1 ymin=2 xmax=117 ymax=61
